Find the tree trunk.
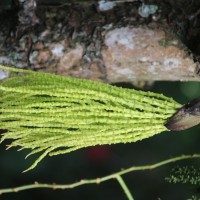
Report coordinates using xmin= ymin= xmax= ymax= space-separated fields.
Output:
xmin=0 ymin=0 xmax=199 ymax=82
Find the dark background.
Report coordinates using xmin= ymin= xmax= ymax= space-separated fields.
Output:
xmin=0 ymin=81 xmax=200 ymax=200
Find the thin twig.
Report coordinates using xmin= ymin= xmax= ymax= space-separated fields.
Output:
xmin=116 ymin=175 xmax=134 ymax=200
xmin=0 ymin=154 xmax=200 ymax=195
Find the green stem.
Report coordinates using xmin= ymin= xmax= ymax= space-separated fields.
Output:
xmin=116 ymin=175 xmax=134 ymax=200
xmin=0 ymin=154 xmax=199 ymax=195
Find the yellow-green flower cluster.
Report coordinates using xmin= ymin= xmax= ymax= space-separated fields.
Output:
xmin=0 ymin=65 xmax=181 ymax=171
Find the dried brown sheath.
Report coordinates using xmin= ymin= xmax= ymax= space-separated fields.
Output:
xmin=165 ymin=97 xmax=200 ymax=131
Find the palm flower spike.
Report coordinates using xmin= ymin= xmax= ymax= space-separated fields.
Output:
xmin=0 ymin=65 xmax=199 ymax=172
